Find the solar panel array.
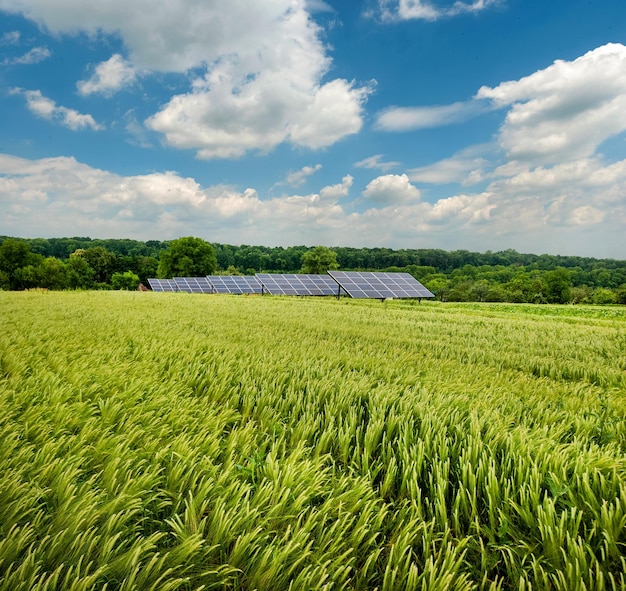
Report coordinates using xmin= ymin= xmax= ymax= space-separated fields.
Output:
xmin=328 ymin=271 xmax=434 ymax=299
xmin=147 ymin=278 xmax=176 ymax=292
xmin=206 ymin=275 xmax=262 ymax=294
xmin=148 ymin=272 xmax=434 ymax=300
xmin=172 ymin=277 xmax=214 ymax=293
xmin=256 ymin=274 xmax=346 ymax=296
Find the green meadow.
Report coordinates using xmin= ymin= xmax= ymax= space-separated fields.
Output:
xmin=0 ymin=291 xmax=624 ymax=590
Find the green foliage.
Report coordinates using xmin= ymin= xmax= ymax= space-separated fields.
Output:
xmin=0 ymin=238 xmax=34 ymax=273
xmin=544 ymin=267 xmax=572 ymax=303
xmin=157 ymin=236 xmax=217 ymax=278
xmin=111 ymin=270 xmax=141 ymax=291
xmin=0 ymin=238 xmax=44 ymax=289
xmin=1 ymin=236 xmax=625 ymax=302
xmin=1 ymin=292 xmax=624 ymax=589
xmin=66 ymin=253 xmax=96 ymax=289
xmin=593 ymin=288 xmax=618 ymax=305
xmin=38 ymin=257 xmax=68 ymax=290
xmin=0 ymin=270 xmax=9 ymax=290
xmin=301 ymin=246 xmax=339 ymax=274
xmin=405 ymin=265 xmax=437 ymax=281
xmin=72 ymin=246 xmax=117 ymax=284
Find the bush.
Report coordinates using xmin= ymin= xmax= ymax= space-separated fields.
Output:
xmin=111 ymin=271 xmax=140 ymax=291
xmin=592 ymin=288 xmax=617 ymax=305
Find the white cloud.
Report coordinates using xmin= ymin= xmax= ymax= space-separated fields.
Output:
xmin=286 ymin=79 xmax=372 ymax=150
xmin=0 ymin=155 xmax=352 ymax=245
xmin=3 ymin=46 xmax=50 ymax=64
xmin=305 ymin=0 xmax=334 ymax=12
xmin=354 ymin=154 xmax=400 ymax=172
xmin=1 ymin=30 xmax=20 ymax=44
xmin=319 ymin=174 xmax=353 ymax=201
xmin=379 ymin=43 xmax=626 ymax=178
xmin=408 ymin=146 xmax=490 ymax=184
xmin=16 ymin=89 xmax=103 ymax=130
xmin=77 ymin=54 xmax=137 ymax=96
xmin=476 ymin=43 xmax=626 ymax=165
xmin=362 ymin=173 xmax=421 ymax=204
xmin=0 ymin=154 xmax=624 ymax=256
xmin=147 ymin=68 xmax=370 ymax=160
xmin=1 ymin=0 xmax=370 ymax=158
xmin=0 ymin=0 xmax=301 ymax=73
xmin=286 ymin=164 xmax=322 ymax=187
xmin=377 ymin=0 xmax=499 ymax=22
xmin=569 ymin=205 xmax=605 ymax=226
xmin=376 ymin=100 xmax=485 ymax=131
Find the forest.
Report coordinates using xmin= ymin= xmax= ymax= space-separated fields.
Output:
xmin=1 ymin=235 xmax=625 ymax=304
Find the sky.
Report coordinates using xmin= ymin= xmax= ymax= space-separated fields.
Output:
xmin=1 ymin=0 xmax=625 ymax=258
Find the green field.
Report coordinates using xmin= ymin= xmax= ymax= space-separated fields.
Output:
xmin=1 ymin=291 xmax=625 ymax=590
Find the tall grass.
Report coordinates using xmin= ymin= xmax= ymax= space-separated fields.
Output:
xmin=0 ymin=291 xmax=624 ymax=590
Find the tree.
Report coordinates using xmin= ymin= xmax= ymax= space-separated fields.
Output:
xmin=72 ymin=247 xmax=116 ymax=284
xmin=0 ymin=238 xmax=44 ymax=289
xmin=111 ymin=271 xmax=140 ymax=291
xmin=301 ymin=246 xmax=339 ymax=274
xmin=425 ymin=276 xmax=450 ymax=301
xmin=592 ymin=288 xmax=617 ymax=305
xmin=544 ymin=267 xmax=572 ymax=304
xmin=66 ymin=254 xmax=96 ymax=289
xmin=157 ymin=237 xmax=217 ymax=278
xmin=0 ymin=238 xmax=32 ymax=274
xmin=38 ymin=257 xmax=68 ymax=290
xmin=571 ymin=286 xmax=594 ymax=305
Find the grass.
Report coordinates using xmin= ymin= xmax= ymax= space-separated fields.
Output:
xmin=0 ymin=291 xmax=624 ymax=590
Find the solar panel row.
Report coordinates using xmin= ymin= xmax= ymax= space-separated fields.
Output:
xmin=147 ymin=278 xmax=176 ymax=292
xmin=256 ymin=274 xmax=346 ymax=296
xmin=148 ymin=272 xmax=434 ymax=299
xmin=328 ymin=271 xmax=434 ymax=300
xmin=172 ymin=277 xmax=214 ymax=293
xmin=148 ymin=276 xmax=261 ymax=294
xmin=206 ymin=275 xmax=262 ymax=294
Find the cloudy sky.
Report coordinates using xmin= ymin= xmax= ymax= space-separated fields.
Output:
xmin=1 ymin=0 xmax=625 ymax=257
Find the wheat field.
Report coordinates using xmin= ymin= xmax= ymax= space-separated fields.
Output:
xmin=0 ymin=291 xmax=624 ymax=590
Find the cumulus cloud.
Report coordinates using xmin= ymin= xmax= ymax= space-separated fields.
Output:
xmin=0 ymin=154 xmax=624 ymax=255
xmin=354 ymin=154 xmax=400 ymax=172
xmin=147 ymin=65 xmax=371 ymax=159
xmin=286 ymin=164 xmax=323 ymax=187
xmin=15 ymin=89 xmax=103 ymax=130
xmin=378 ymin=43 xmax=626 ymax=176
xmin=1 ymin=0 xmax=370 ymax=158
xmin=476 ymin=43 xmax=626 ymax=164
xmin=319 ymin=174 xmax=353 ymax=201
xmin=77 ymin=54 xmax=137 ymax=96
xmin=362 ymin=174 xmax=421 ymax=204
xmin=0 ymin=155 xmax=351 ymax=244
xmin=376 ymin=0 xmax=499 ymax=22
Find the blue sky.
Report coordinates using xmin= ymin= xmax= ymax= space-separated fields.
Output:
xmin=1 ymin=0 xmax=625 ymax=258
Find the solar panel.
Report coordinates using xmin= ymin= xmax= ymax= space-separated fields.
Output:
xmin=207 ymin=275 xmax=262 ymax=294
xmin=147 ymin=278 xmax=176 ymax=292
xmin=171 ymin=277 xmax=214 ymax=293
xmin=256 ymin=274 xmax=346 ymax=296
xmin=328 ymin=271 xmax=434 ymax=299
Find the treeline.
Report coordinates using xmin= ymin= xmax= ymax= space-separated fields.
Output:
xmin=1 ymin=235 xmax=625 ymax=304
